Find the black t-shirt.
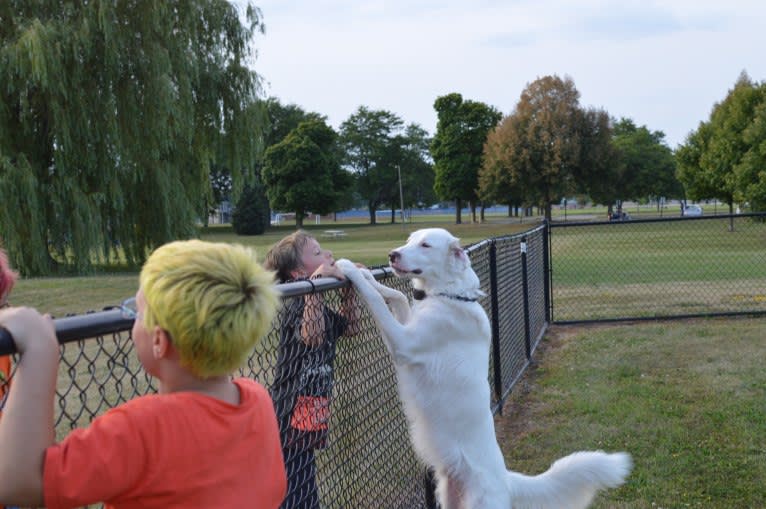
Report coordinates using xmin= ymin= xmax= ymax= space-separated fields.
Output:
xmin=271 ymin=296 xmax=347 ymax=448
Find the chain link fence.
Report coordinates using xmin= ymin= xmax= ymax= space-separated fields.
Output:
xmin=0 ymin=225 xmax=548 ymax=509
xmin=549 ymin=212 xmax=766 ymax=323
xmin=5 ymin=212 xmax=762 ymax=507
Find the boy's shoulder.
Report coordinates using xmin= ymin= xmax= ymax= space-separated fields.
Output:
xmin=233 ymin=378 xmax=279 ymax=416
xmin=113 ymin=377 xmax=270 ymax=415
xmin=106 ymin=378 xmax=270 ymax=426
xmin=232 ymin=377 xmax=271 ymax=403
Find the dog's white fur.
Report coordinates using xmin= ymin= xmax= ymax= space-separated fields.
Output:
xmin=336 ymin=228 xmax=631 ymax=509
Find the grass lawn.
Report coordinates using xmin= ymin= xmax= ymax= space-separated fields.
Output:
xmin=551 ymin=219 xmax=766 ymax=285
xmin=550 ymin=216 xmax=766 ymax=320
xmin=12 ymin=217 xmax=535 ymax=316
xmin=496 ymin=318 xmax=766 ymax=508
xmin=549 ymin=201 xmax=733 ymax=222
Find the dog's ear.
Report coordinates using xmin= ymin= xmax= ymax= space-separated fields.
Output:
xmin=449 ymin=238 xmax=469 ymax=270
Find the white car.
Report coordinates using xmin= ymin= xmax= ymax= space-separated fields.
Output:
xmin=683 ymin=204 xmax=703 ymax=217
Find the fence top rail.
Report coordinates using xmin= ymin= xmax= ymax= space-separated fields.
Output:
xmin=465 ymin=221 xmax=547 ymax=254
xmin=550 ymin=211 xmax=766 ymax=228
xmin=0 ymin=266 xmax=397 ymax=355
xmin=276 ymin=266 xmax=392 ymax=297
xmin=0 ymin=309 xmax=134 ymax=355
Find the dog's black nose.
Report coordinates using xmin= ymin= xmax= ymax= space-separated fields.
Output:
xmin=389 ymin=250 xmax=400 ymax=263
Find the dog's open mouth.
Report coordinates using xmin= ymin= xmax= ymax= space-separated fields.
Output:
xmin=390 ymin=263 xmax=422 ymax=276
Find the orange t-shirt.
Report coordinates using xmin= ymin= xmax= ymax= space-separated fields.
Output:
xmin=0 ymin=355 xmax=11 ymax=399
xmin=43 ymin=378 xmax=286 ymax=509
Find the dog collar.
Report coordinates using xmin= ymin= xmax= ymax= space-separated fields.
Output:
xmin=412 ymin=289 xmax=478 ymax=302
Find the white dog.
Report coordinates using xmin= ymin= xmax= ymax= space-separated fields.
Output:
xmin=336 ymin=228 xmax=631 ymax=509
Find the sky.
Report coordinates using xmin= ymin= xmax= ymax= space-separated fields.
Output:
xmin=247 ymin=1 xmax=766 ymax=149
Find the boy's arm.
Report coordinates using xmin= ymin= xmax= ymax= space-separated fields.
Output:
xmin=0 ymin=307 xmax=59 ymax=507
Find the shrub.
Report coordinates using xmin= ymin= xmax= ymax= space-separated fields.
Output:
xmin=232 ymin=181 xmax=271 ymax=235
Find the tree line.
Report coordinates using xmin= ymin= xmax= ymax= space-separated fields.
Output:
xmin=1 ymin=2 xmax=763 ymax=275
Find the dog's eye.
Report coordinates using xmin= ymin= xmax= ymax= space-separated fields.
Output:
xmin=421 ymin=242 xmax=431 ymax=248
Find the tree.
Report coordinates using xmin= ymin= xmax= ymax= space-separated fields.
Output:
xmin=398 ymin=124 xmax=436 ymax=211
xmin=206 ymin=98 xmax=323 ymax=225
xmin=0 ymin=1 xmax=264 ymax=275
xmin=676 ymin=121 xmax=717 ymax=202
xmin=736 ymin=93 xmax=766 ymax=211
xmin=606 ymin=118 xmax=679 ymax=213
xmin=204 ymin=164 xmax=234 ymax=226
xmin=479 ymin=76 xmax=613 ymax=220
xmin=261 ymin=119 xmax=351 ymax=227
xmin=479 ymin=110 xmax=529 ymax=215
xmin=263 ymin=98 xmax=325 ymax=149
xmin=372 ymin=124 xmax=436 ymax=224
xmin=339 ymin=107 xmax=405 ymax=224
xmin=206 ymin=97 xmax=327 ymax=224
xmin=431 ymin=93 xmax=501 ymax=224
xmin=677 ymin=72 xmax=766 ymax=218
xmin=573 ymin=108 xmax=619 ymax=211
xmin=232 ymin=179 xmax=270 ymax=235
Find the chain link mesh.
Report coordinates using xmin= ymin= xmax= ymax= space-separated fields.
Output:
xmin=550 ymin=213 xmax=766 ymax=322
xmin=0 ymin=228 xmax=549 ymax=508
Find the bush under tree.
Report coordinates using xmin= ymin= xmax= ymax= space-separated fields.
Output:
xmin=232 ymin=181 xmax=271 ymax=235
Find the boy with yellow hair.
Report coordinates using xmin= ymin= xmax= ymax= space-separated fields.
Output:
xmin=0 ymin=240 xmax=286 ymax=508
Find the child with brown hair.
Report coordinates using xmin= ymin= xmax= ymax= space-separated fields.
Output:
xmin=0 ymin=240 xmax=286 ymax=508
xmin=264 ymin=230 xmax=362 ymax=509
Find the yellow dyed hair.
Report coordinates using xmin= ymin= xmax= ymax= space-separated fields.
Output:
xmin=139 ymin=240 xmax=280 ymax=378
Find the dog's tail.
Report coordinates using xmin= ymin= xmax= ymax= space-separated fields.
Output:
xmin=507 ymin=450 xmax=631 ymax=509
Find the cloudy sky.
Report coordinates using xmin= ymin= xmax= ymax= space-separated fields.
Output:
xmin=249 ymin=1 xmax=765 ymax=148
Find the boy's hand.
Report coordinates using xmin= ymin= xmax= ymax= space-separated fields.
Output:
xmin=0 ymin=307 xmax=57 ymax=355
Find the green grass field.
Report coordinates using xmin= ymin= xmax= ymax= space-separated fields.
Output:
xmin=551 ymin=219 xmax=766 ymax=285
xmin=497 ymin=318 xmax=766 ymax=508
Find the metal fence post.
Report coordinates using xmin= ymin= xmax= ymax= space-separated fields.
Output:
xmin=542 ymin=219 xmax=551 ymax=323
xmin=424 ymin=467 xmax=437 ymax=509
xmin=521 ymin=237 xmax=532 ymax=359
xmin=488 ymin=239 xmax=503 ymax=410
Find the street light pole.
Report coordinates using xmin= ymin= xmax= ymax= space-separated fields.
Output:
xmin=397 ymin=164 xmax=406 ymax=225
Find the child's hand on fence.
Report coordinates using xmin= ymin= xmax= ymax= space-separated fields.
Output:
xmin=0 ymin=306 xmax=57 ymax=356
xmin=311 ymin=262 xmax=346 ymax=281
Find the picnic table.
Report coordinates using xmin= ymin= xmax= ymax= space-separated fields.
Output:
xmin=321 ymin=229 xmax=347 ymax=239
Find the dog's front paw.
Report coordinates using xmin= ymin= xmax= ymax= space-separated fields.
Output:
xmin=335 ymin=258 xmax=360 ymax=278
xmin=360 ymin=269 xmax=377 ymax=284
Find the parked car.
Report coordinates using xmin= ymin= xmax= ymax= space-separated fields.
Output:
xmin=683 ymin=204 xmax=703 ymax=217
xmin=609 ymin=211 xmax=631 ymax=221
